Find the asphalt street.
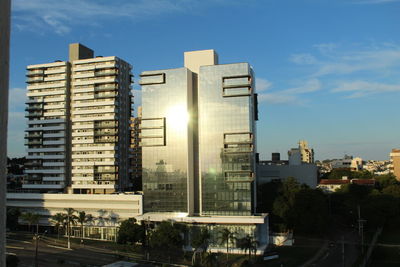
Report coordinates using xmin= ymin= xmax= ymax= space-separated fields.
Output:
xmin=7 ymin=236 xmax=123 ymax=267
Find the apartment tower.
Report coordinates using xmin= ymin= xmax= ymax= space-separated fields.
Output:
xmin=130 ymin=106 xmax=142 ymax=190
xmin=24 ymin=43 xmax=133 ymax=193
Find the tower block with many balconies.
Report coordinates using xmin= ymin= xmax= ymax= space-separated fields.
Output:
xmin=24 ymin=43 xmax=133 ymax=194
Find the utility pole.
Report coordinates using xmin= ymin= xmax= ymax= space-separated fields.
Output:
xmin=358 ymin=205 xmax=366 ymax=254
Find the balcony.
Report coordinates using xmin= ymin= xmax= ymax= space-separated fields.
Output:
xmin=94 ymin=84 xmax=118 ymax=91
xmin=25 ymin=111 xmax=43 ymax=117
xmin=94 ymin=130 xmax=117 ymax=136
xmin=95 ymin=70 xmax=118 ymax=77
xmin=26 ymin=69 xmax=44 ymax=76
xmin=27 ymin=76 xmax=44 ymax=83
xmin=25 ymin=140 xmax=42 ymax=145
xmin=24 ymin=161 xmax=42 ymax=167
xmin=25 ymin=105 xmax=43 ymax=111
xmin=25 ymin=132 xmax=42 ymax=139
xmin=94 ymin=122 xmax=118 ymax=128
xmin=94 ymin=92 xmax=117 ymax=99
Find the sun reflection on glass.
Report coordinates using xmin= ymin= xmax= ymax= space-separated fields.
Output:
xmin=166 ymin=104 xmax=189 ymax=132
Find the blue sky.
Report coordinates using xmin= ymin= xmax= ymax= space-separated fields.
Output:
xmin=8 ymin=0 xmax=400 ymax=160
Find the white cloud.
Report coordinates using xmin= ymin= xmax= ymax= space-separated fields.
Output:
xmin=308 ymin=43 xmax=400 ymax=77
xmin=12 ymin=0 xmax=240 ymax=35
xmin=258 ymin=79 xmax=321 ymax=105
xmin=256 ymin=78 xmax=272 ymax=92
xmin=282 ymin=79 xmax=321 ymax=94
xmin=331 ymin=81 xmax=400 ymax=98
xmin=313 ymin=43 xmax=338 ymax=54
xmin=290 ymin=53 xmax=317 ymax=65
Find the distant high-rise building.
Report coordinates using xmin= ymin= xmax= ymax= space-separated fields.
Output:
xmin=390 ymin=149 xmax=400 ymax=181
xmin=1 ymin=0 xmax=11 ymax=264
xmin=288 ymin=140 xmax=314 ymax=165
xmin=131 ymin=106 xmax=142 ymax=190
xmin=24 ymin=43 xmax=133 ymax=193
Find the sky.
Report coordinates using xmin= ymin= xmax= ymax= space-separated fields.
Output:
xmin=7 ymin=0 xmax=400 ymax=160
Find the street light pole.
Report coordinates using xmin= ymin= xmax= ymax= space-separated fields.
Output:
xmin=34 ymin=234 xmax=39 ymax=267
xmin=34 ymin=230 xmax=47 ymax=267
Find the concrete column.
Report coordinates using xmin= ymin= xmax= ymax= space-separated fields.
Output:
xmin=0 ymin=0 xmax=11 ymax=266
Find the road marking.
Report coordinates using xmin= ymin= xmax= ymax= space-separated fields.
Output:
xmin=7 ymin=238 xmax=31 ymax=244
xmin=47 ymin=244 xmax=73 ymax=250
xmin=6 ymin=245 xmax=25 ymax=250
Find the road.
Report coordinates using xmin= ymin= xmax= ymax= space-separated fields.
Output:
xmin=7 ymin=235 xmax=131 ymax=267
xmin=313 ymin=230 xmax=359 ymax=267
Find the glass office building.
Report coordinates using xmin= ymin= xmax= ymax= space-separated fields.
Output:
xmin=139 ymin=50 xmax=268 ymax=254
xmin=198 ymin=63 xmax=257 ymax=216
xmin=140 ymin=68 xmax=194 ymax=213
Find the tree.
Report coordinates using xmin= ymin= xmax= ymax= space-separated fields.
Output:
xmin=272 ymin=177 xmax=302 ymax=230
xmin=64 ymin=208 xmax=78 ymax=249
xmin=292 ymin=188 xmax=329 ymax=234
xmin=149 ymin=221 xmax=184 ymax=255
xmin=117 ymin=218 xmax=144 ymax=244
xmin=218 ymin=228 xmax=235 ymax=264
xmin=236 ymin=235 xmax=258 ymax=260
xmin=382 ymin=185 xmax=400 ymax=198
xmin=191 ymin=227 xmax=210 ymax=251
xmin=21 ymin=212 xmax=40 ymax=233
xmin=202 ymin=252 xmax=218 ymax=267
xmin=77 ymin=211 xmax=92 ymax=239
xmin=257 ymin=181 xmax=282 ymax=213
xmin=51 ymin=213 xmax=65 ymax=240
xmin=6 ymin=254 xmax=19 ymax=267
xmin=6 ymin=207 xmax=21 ymax=230
xmin=375 ymin=174 xmax=399 ymax=191
xmin=191 ymin=227 xmax=211 ymax=266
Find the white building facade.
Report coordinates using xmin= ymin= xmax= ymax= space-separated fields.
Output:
xmin=24 ymin=61 xmax=70 ymax=192
xmin=70 ymin=55 xmax=132 ymax=194
xmin=7 ymin=192 xmax=142 ymax=241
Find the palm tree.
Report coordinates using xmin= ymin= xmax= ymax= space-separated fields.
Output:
xmin=64 ymin=208 xmax=78 ymax=249
xmin=51 ymin=213 xmax=65 ymax=240
xmin=218 ymin=228 xmax=234 ymax=265
xmin=202 ymin=252 xmax=218 ymax=267
xmin=21 ymin=212 xmax=40 ymax=233
xmin=77 ymin=211 xmax=92 ymax=239
xmin=237 ymin=235 xmax=259 ymax=260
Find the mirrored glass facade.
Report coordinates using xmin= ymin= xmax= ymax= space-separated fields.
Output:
xmin=198 ymin=63 xmax=256 ymax=216
xmin=141 ymin=68 xmax=193 ymax=213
